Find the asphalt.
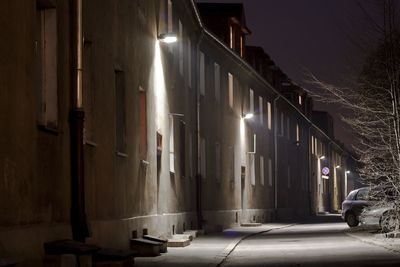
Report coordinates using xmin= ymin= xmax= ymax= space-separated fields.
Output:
xmin=134 ymin=215 xmax=400 ymax=267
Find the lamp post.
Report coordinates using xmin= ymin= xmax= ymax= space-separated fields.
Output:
xmin=317 ymin=155 xmax=325 ymax=212
xmin=345 ymin=170 xmax=350 ymax=198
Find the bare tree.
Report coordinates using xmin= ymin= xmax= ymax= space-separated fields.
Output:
xmin=307 ymin=0 xmax=400 ymax=232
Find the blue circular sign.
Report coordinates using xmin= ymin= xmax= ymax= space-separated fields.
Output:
xmin=322 ymin=167 xmax=330 ymax=175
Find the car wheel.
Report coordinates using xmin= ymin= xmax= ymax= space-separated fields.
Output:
xmin=380 ymin=210 xmax=398 ymax=233
xmin=346 ymin=212 xmax=359 ymax=227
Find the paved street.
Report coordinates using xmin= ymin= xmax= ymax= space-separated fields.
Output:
xmin=135 ymin=215 xmax=400 ymax=267
xmin=224 ymin=215 xmax=400 ymax=266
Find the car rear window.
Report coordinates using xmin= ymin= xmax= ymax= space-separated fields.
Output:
xmin=346 ymin=190 xmax=357 ymax=200
xmin=356 ymin=189 xmax=369 ymax=200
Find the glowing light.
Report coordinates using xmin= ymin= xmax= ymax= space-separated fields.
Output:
xmin=346 ymin=170 xmax=350 ymax=174
xmin=153 ymin=40 xmax=167 ymax=131
xmin=319 ymin=156 xmax=325 ymax=160
xmin=243 ymin=113 xmax=254 ymax=120
xmin=158 ymin=33 xmax=177 ymax=43
xmin=335 ymin=165 xmax=340 ymax=169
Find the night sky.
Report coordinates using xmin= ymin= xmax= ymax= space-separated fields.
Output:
xmin=197 ymin=0 xmax=382 ymax=148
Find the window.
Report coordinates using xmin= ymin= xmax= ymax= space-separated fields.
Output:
xmin=287 ymin=165 xmax=291 ymax=188
xmin=39 ymin=7 xmax=58 ymax=128
xmin=311 ymin=135 xmax=315 ymax=154
xmin=259 ymin=96 xmax=263 ymax=125
xmin=214 ymin=62 xmax=220 ymax=102
xmin=260 ymin=156 xmax=265 ymax=185
xmin=228 ymin=73 xmax=234 ymax=108
xmin=179 ymin=120 xmax=185 ymax=177
xmin=215 ymin=143 xmax=221 ymax=182
xmin=240 ymin=35 xmax=244 ymax=57
xmin=167 ymin=0 xmax=173 ymax=33
xmin=286 ymin=117 xmax=290 ymax=140
xmin=268 ymin=158 xmax=273 ymax=186
xmin=139 ymin=87 xmax=147 ymax=159
xmin=115 ymin=70 xmax=126 ymax=153
xmin=169 ymin=117 xmax=175 ymax=173
xmin=189 ymin=133 xmax=193 ymax=177
xmin=267 ymin=102 xmax=272 ymax=130
xmin=250 ymin=133 xmax=256 ymax=153
xmin=200 ymin=137 xmax=206 ymax=178
xmin=249 ymin=88 xmax=254 ymax=115
xmin=250 ymin=154 xmax=255 ymax=186
xmin=296 ymin=124 xmax=300 ymax=145
xmin=229 ymin=25 xmax=234 ymax=49
xmin=179 ymin=20 xmax=183 ymax=75
xmin=83 ymin=41 xmax=94 ymax=142
xmin=298 ymin=95 xmax=302 ymax=105
xmin=188 ymin=39 xmax=192 ymax=88
xmin=199 ymin=51 xmax=205 ymax=96
xmin=229 ymin=145 xmax=235 ymax=182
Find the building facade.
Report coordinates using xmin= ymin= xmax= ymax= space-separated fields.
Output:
xmin=0 ymin=1 xmax=358 ymax=265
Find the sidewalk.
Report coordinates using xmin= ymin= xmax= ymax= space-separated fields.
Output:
xmin=345 ymin=226 xmax=400 ymax=254
xmin=134 ymin=223 xmax=293 ymax=267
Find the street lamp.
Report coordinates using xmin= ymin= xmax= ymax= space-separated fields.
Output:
xmin=344 ymin=170 xmax=350 ymax=198
xmin=335 ymin=165 xmax=340 ymax=169
xmin=319 ymin=155 xmax=325 ymax=160
xmin=243 ymin=113 xmax=254 ymax=120
xmin=158 ymin=33 xmax=177 ymax=43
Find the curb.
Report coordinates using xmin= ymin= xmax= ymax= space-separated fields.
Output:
xmin=346 ymin=232 xmax=400 ymax=254
xmin=215 ymin=223 xmax=296 ymax=267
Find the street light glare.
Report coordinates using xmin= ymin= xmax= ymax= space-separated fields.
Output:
xmin=335 ymin=165 xmax=340 ymax=169
xmin=243 ymin=113 xmax=254 ymax=119
xmin=346 ymin=170 xmax=351 ymax=174
xmin=159 ymin=33 xmax=177 ymax=43
xmin=319 ymin=156 xmax=325 ymax=160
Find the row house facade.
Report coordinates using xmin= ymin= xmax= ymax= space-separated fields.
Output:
xmin=0 ymin=0 xmax=359 ymax=265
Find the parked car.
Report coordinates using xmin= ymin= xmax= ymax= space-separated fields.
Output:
xmin=360 ymin=204 xmax=397 ymax=232
xmin=341 ymin=187 xmax=371 ymax=227
xmin=342 ymin=186 xmax=399 ymax=232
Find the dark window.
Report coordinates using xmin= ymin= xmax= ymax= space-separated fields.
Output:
xmin=115 ymin=70 xmax=126 ymax=153
xmin=179 ymin=120 xmax=186 ymax=177
xmin=139 ymin=89 xmax=147 ymax=159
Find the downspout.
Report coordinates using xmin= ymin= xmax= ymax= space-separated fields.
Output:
xmin=195 ymin=29 xmax=205 ymax=230
xmin=70 ymin=0 xmax=89 ymax=242
xmin=273 ymin=95 xmax=280 ymax=218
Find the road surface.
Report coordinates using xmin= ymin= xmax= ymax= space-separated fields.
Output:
xmin=223 ymin=216 xmax=400 ymax=266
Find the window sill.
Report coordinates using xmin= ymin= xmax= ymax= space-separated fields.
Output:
xmin=37 ymin=124 xmax=59 ymax=135
xmin=116 ymin=151 xmax=128 ymax=158
xmin=85 ymin=140 xmax=98 ymax=147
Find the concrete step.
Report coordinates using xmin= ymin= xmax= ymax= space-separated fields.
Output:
xmin=93 ymin=248 xmax=137 ymax=266
xmin=171 ymin=234 xmax=193 ymax=241
xmin=143 ymin=235 xmax=168 ymax=253
xmin=183 ymin=230 xmax=199 ymax=239
xmin=240 ymin=222 xmax=262 ymax=227
xmin=167 ymin=238 xmax=190 ymax=247
xmin=130 ymin=238 xmax=162 ymax=257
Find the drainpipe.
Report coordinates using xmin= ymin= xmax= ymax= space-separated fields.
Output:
xmin=195 ymin=29 xmax=205 ymax=230
xmin=70 ymin=0 xmax=89 ymax=242
xmin=273 ymin=95 xmax=280 ymax=218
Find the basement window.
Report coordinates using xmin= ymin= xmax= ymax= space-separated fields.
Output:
xmin=38 ymin=6 xmax=58 ymax=129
